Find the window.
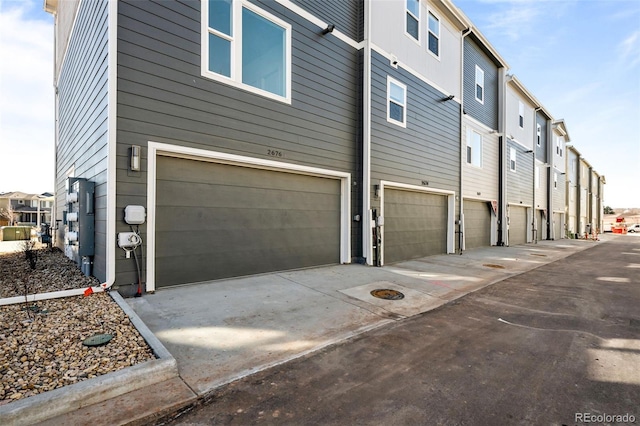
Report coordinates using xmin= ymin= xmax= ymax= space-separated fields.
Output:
xmin=387 ymin=77 xmax=407 ymax=127
xmin=466 ymin=130 xmax=482 ymax=167
xmin=202 ymin=0 xmax=291 ymax=102
xmin=554 ymin=172 xmax=558 ymax=189
xmin=406 ymin=0 xmax=420 ymax=42
xmin=518 ymin=102 xmax=524 ymax=128
xmin=535 ymin=166 xmax=540 ymax=189
xmin=536 ymin=123 xmax=541 ymax=146
xmin=509 ymin=147 xmax=516 ymax=171
xmin=31 ymin=200 xmax=38 ymax=207
xmin=427 ymin=12 xmax=440 ymax=57
xmin=556 ymin=137 xmax=563 ymax=157
xmin=475 ymin=65 xmax=484 ymax=103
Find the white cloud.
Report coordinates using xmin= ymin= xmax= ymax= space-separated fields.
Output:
xmin=0 ymin=1 xmax=55 ymax=193
xmin=618 ymin=30 xmax=640 ymax=70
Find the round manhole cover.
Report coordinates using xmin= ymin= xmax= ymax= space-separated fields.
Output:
xmin=370 ymin=289 xmax=405 ymax=300
xmin=83 ymin=334 xmax=113 ymax=347
xmin=483 ymin=264 xmax=505 ymax=269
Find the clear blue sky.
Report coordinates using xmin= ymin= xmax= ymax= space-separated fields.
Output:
xmin=1 ymin=0 xmax=639 ymax=208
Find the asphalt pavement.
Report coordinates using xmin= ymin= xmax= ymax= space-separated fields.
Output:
xmin=159 ymin=236 xmax=640 ymax=426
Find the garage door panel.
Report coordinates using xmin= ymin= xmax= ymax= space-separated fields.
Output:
xmin=384 ymin=189 xmax=448 ymax=264
xmin=509 ymin=206 xmax=527 ymax=245
xmin=156 ymin=156 xmax=342 ymax=287
xmin=464 ymin=200 xmax=491 ymax=249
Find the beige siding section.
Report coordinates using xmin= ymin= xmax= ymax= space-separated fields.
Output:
xmin=505 ymin=86 xmax=535 ymax=150
xmin=462 ymin=118 xmax=498 ymax=201
xmin=534 ymin=160 xmax=547 ymax=210
xmin=370 ymin=0 xmax=462 ymax=99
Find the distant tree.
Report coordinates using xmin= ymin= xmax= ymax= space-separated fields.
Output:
xmin=603 ymin=206 xmax=615 ymax=214
xmin=0 ymin=204 xmax=19 ymax=225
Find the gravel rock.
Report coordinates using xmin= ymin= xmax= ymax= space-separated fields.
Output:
xmin=0 ymin=248 xmax=155 ymax=405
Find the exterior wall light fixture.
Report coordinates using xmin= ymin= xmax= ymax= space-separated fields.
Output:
xmin=130 ymin=145 xmax=141 ymax=171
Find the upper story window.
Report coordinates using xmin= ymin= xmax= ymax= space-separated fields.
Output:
xmin=509 ymin=147 xmax=516 ymax=172
xmin=387 ymin=77 xmax=407 ymax=127
xmin=556 ymin=137 xmax=563 ymax=157
xmin=202 ymin=0 xmax=291 ymax=102
xmin=31 ymin=200 xmax=38 ymax=207
xmin=475 ymin=65 xmax=484 ymax=104
xmin=536 ymin=123 xmax=541 ymax=146
xmin=554 ymin=172 xmax=558 ymax=189
xmin=518 ymin=101 xmax=524 ymax=128
xmin=427 ymin=12 xmax=440 ymax=57
xmin=466 ymin=130 xmax=482 ymax=167
xmin=406 ymin=0 xmax=420 ymax=42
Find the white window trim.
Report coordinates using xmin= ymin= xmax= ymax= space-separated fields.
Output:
xmin=518 ymin=101 xmax=524 ymax=129
xmin=466 ymin=129 xmax=482 ymax=168
xmin=475 ymin=65 xmax=484 ymax=104
xmin=536 ymin=123 xmax=541 ymax=146
xmin=387 ymin=76 xmax=407 ymax=128
xmin=145 ymin=141 xmax=352 ymax=292
xmin=427 ymin=10 xmax=440 ymax=60
xmin=405 ymin=0 xmax=421 ymax=45
xmin=201 ymin=0 xmax=292 ymax=104
xmin=509 ymin=147 xmax=517 ymax=172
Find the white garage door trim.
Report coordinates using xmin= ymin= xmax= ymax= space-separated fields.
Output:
xmin=379 ymin=180 xmax=455 ymax=265
xmin=146 ymin=142 xmax=351 ymax=292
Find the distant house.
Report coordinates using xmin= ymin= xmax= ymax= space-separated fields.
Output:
xmin=0 ymin=192 xmax=53 ymax=227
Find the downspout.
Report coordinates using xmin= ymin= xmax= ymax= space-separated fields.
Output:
xmin=498 ymin=74 xmax=509 ymax=246
xmin=576 ymin=155 xmax=581 ymax=237
xmin=533 ymin=107 xmax=541 ymax=243
xmin=362 ymin=0 xmax=373 ymax=264
xmin=459 ymin=28 xmax=471 ymax=253
xmin=546 ymin=117 xmax=553 ymax=239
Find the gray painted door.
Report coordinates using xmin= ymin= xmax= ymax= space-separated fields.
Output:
xmin=509 ymin=206 xmax=527 ymax=245
xmin=464 ymin=200 xmax=491 ymax=249
xmin=384 ymin=189 xmax=447 ymax=264
xmin=554 ymin=213 xmax=563 ymax=239
xmin=155 ymin=156 xmax=341 ymax=287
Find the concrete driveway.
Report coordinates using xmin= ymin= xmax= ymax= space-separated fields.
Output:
xmin=162 ymin=235 xmax=639 ymax=425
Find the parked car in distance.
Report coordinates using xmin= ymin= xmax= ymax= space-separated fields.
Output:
xmin=628 ymin=224 xmax=640 ymax=233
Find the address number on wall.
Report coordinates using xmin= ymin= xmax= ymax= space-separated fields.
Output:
xmin=267 ymin=149 xmax=283 ymax=158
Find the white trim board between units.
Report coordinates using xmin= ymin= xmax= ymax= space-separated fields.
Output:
xmin=145 ymin=142 xmax=352 ymax=292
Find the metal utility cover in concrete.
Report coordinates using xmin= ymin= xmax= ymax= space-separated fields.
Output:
xmin=340 ymin=282 xmax=443 ymax=317
xmin=154 ymin=156 xmax=342 ymax=287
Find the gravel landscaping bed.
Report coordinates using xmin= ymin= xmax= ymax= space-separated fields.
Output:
xmin=0 ymin=248 xmax=155 ymax=405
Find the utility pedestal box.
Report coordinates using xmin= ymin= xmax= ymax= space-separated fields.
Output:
xmin=65 ymin=178 xmax=95 ymax=275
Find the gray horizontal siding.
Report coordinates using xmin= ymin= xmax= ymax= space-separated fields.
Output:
xmin=370 ymin=50 xmax=461 ymax=195
xmin=55 ymin=0 xmax=109 ymax=282
xmin=115 ymin=0 xmax=361 ymax=285
xmin=506 ymin=140 xmax=534 ymax=205
xmin=291 ymin=0 xmax=363 ymax=42
xmin=463 ymin=37 xmax=499 ymax=130
xmin=535 ymin=112 xmax=548 ymax=163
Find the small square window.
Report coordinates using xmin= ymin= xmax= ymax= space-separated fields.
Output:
xmin=406 ymin=0 xmax=420 ymax=42
xmin=554 ymin=173 xmax=558 ymax=189
xmin=475 ymin=65 xmax=484 ymax=104
xmin=387 ymin=77 xmax=407 ymax=127
xmin=427 ymin=12 xmax=439 ymax=57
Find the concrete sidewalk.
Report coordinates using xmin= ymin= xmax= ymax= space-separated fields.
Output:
xmin=35 ymin=238 xmax=605 ymax=425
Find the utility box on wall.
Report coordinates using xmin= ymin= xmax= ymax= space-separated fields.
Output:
xmin=65 ymin=177 xmax=95 ymax=275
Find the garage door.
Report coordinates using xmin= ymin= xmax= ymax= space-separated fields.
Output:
xmin=509 ymin=205 xmax=527 ymax=245
xmin=553 ymin=213 xmax=563 ymax=239
xmin=384 ymin=188 xmax=447 ymax=264
xmin=155 ymin=156 xmax=342 ymax=287
xmin=464 ymin=200 xmax=491 ymax=249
